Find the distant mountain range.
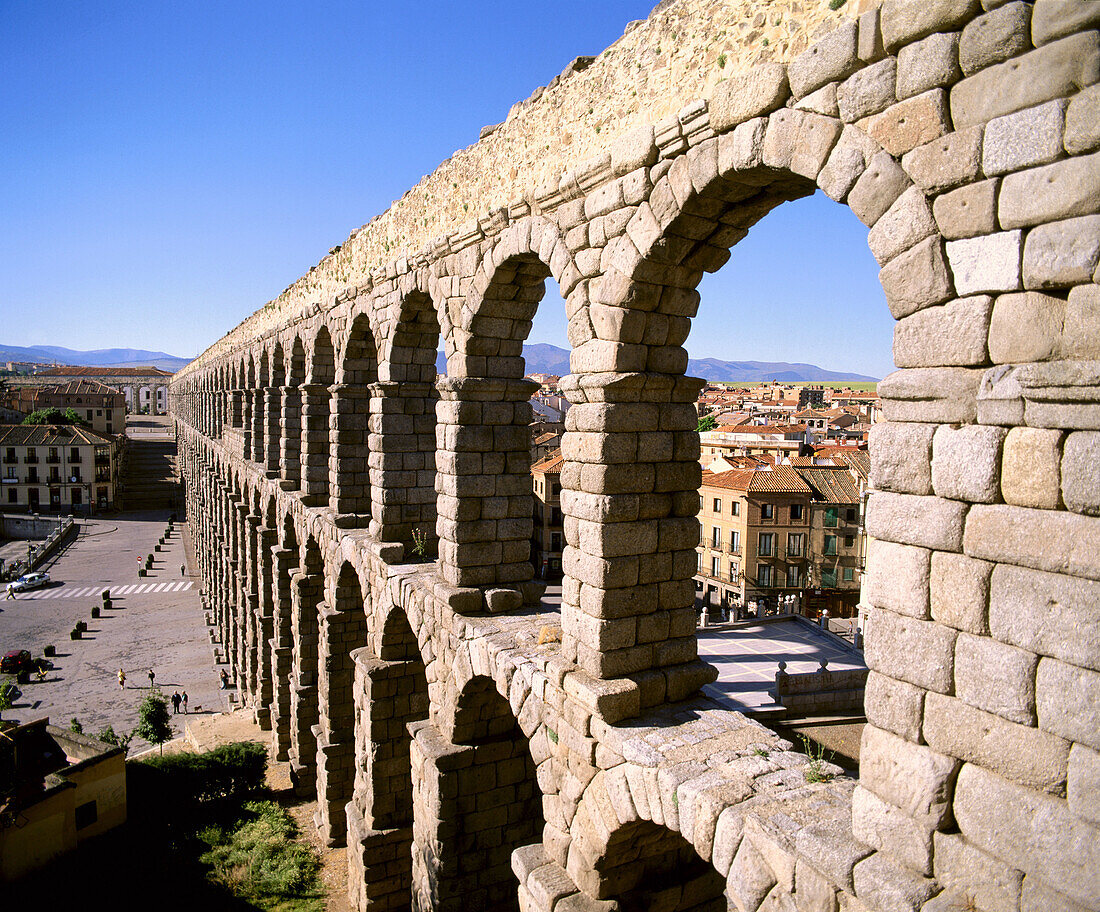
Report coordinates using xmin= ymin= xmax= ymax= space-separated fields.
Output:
xmin=1 ymin=344 xmax=192 ymax=373
xmin=437 ymin=343 xmax=876 ymax=382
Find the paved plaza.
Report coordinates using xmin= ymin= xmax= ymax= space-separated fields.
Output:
xmin=0 ymin=509 xmax=230 ymax=750
xmin=697 ymin=618 xmax=867 ymax=713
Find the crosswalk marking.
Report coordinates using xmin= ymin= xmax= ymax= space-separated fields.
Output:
xmin=26 ymin=581 xmax=193 ymax=600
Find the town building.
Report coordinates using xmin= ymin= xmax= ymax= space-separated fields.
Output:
xmin=531 ymin=449 xmax=564 ymax=580
xmin=4 ymin=366 xmax=175 ymax=414
xmin=0 ymin=424 xmax=119 ymax=513
xmin=9 ymin=380 xmax=126 ymax=437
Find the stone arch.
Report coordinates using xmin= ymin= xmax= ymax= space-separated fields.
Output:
xmin=280 ymin=336 xmax=306 ymax=489
xmin=413 ymin=673 xmax=544 ymax=912
xmin=302 ymin=326 xmax=335 ymax=506
xmin=287 ymin=533 xmax=325 ymax=795
xmin=269 ymin=510 xmax=301 ymax=761
xmin=373 ymin=282 xmax=443 ymax=549
xmin=329 ymin=311 xmax=377 ymax=523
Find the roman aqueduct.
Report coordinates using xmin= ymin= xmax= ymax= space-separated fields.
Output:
xmin=170 ymin=1 xmax=1100 ymax=910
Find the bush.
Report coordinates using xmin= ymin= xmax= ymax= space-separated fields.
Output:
xmin=138 ymin=741 xmax=268 ymax=805
xmin=199 ymin=800 xmax=320 ymax=900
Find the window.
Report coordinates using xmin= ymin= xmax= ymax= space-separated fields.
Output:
xmin=75 ymin=799 xmax=98 ymax=830
xmin=789 ymin=567 xmax=804 ymax=587
xmin=71 ymin=488 xmax=82 ymax=506
xmin=844 ymin=535 xmax=855 ymax=548
xmin=758 ymin=533 xmax=774 ymax=557
xmin=757 ymin=564 xmax=773 ymax=587
xmin=7 ymin=488 xmax=15 ymax=503
xmin=761 ymin=503 xmax=774 ymax=520
xmin=790 ymin=503 xmax=803 ymax=520
xmin=4 ymin=448 xmax=14 ymax=463
xmin=711 ymin=556 xmax=720 ymax=576
xmin=824 ymin=507 xmax=839 ymax=527
xmin=86 ymin=409 xmax=93 ymax=420
xmin=713 ymin=497 xmax=722 ymax=512
xmin=71 ymin=447 xmax=81 ymax=462
xmin=26 ymin=448 xmax=36 ymax=462
xmin=843 ymin=567 xmax=855 ymax=582
xmin=729 ymin=560 xmax=738 ymax=580
xmin=48 ymin=447 xmax=59 ymax=463
xmin=822 ymin=569 xmax=838 ymax=587
xmin=96 ymin=409 xmax=102 ymax=416
xmin=731 ymin=502 xmax=740 ymax=516
xmin=787 ymin=533 xmax=805 ymax=556
xmin=846 ymin=508 xmax=857 ymax=523
xmin=697 ymin=551 xmax=703 ymax=572
xmin=730 ymin=531 xmax=740 ymax=553
xmin=824 ymin=535 xmax=838 ymax=556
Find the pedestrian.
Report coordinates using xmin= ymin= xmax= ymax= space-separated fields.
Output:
xmin=181 ymin=564 xmax=186 ymax=577
xmin=118 ymin=668 xmax=126 ymax=689
xmin=182 ymin=691 xmax=188 ymax=714
xmin=171 ymin=692 xmax=181 ymax=714
xmin=5 ymin=586 xmax=14 ymax=600
xmin=219 ymin=669 xmax=229 ymax=690
xmin=148 ymin=667 xmax=155 ymax=688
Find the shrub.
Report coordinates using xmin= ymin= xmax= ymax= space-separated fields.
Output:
xmin=138 ymin=741 xmax=268 ymax=804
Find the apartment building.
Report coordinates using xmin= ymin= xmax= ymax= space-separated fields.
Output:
xmin=696 ymin=463 xmax=864 ymax=619
xmin=531 ymin=449 xmax=564 ymax=580
xmin=0 ymin=425 xmax=119 ymax=513
xmin=24 ymin=380 xmax=125 ymax=437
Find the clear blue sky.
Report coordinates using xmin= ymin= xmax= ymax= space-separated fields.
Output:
xmin=1 ymin=1 xmax=894 ymax=378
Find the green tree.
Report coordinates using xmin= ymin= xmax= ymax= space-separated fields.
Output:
xmin=135 ymin=691 xmax=173 ymax=753
xmin=20 ymin=407 xmax=89 ymax=427
xmin=0 ymin=682 xmax=21 ymax=719
xmin=696 ymin=414 xmax=718 ymax=433
xmin=96 ymin=724 xmax=134 ymax=751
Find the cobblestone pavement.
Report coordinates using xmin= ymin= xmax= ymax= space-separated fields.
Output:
xmin=0 ymin=510 xmax=229 ymax=749
xmin=697 ymin=618 xmax=866 ymax=712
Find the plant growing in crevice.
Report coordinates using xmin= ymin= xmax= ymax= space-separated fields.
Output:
xmin=800 ymin=734 xmax=836 ymax=783
xmin=411 ymin=528 xmax=428 ymax=560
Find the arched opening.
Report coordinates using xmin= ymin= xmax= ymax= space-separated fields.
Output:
xmin=270 ymin=515 xmax=300 ymax=761
xmin=315 ymin=561 xmax=368 ymax=845
xmin=439 ymin=240 xmax=567 ymax=601
xmin=376 ymin=289 xmax=442 ymax=552
xmin=302 ymin=326 xmax=335 ymax=506
xmin=289 ymin=535 xmax=324 ymax=796
xmin=265 ymin=343 xmax=285 ymax=474
xmin=414 ymin=674 xmax=543 ymax=912
xmin=331 ymin=313 xmax=377 ymax=524
xmin=588 ymin=820 xmax=727 ymax=912
xmin=348 ymin=606 xmax=430 ymax=912
xmin=254 ymin=349 xmax=269 ymax=463
xmin=283 ymin=337 xmax=306 ymax=488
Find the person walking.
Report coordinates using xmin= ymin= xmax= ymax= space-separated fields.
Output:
xmin=182 ymin=691 xmax=188 ymax=714
xmin=118 ymin=668 xmax=126 ymax=689
xmin=171 ymin=692 xmax=182 ymax=714
xmin=147 ymin=668 xmax=155 ymax=688
xmin=219 ymin=669 xmax=229 ymax=690
xmin=181 ymin=564 xmax=186 ymax=577
xmin=5 ymin=586 xmax=15 ymax=600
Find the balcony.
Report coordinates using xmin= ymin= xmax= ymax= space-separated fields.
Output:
xmin=46 ymin=456 xmax=60 ymax=464
xmin=24 ymin=456 xmax=37 ymax=464
xmin=95 ymin=470 xmax=111 ymax=482
xmin=95 ymin=456 xmax=110 ymax=467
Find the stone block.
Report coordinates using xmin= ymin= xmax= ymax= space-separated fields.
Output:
xmin=869 ymin=422 xmax=935 ymax=495
xmin=902 ymin=126 xmax=983 ymax=195
xmin=1037 ymin=656 xmax=1100 ymax=750
xmin=932 ymin=831 xmax=1023 ymax=912
xmin=925 ymin=691 xmax=1070 ymax=792
xmin=852 ymin=851 xmax=938 ymax=912
xmin=1021 ymin=877 xmax=1096 ymax=912
xmin=838 ymin=59 xmax=898 ymax=123
xmin=865 ymin=539 xmax=931 ymax=618
xmin=860 ymin=724 xmax=960 ymax=825
xmin=1068 ymin=744 xmax=1100 ymax=826
xmin=983 ymin=99 xmax=1066 ymax=176
xmin=931 ymin=552 xmax=992 ymax=634
xmin=946 ymin=230 xmax=1023 ymax=295
xmin=1060 ymin=285 xmax=1100 ymax=360
xmin=866 ymin=491 xmax=968 ymax=552
xmin=1031 ymin=0 xmax=1100 ymax=46
xmin=933 ymin=178 xmax=999 ymax=240
xmin=960 ymin=1 xmax=1032 ymax=75
xmin=868 ymin=187 xmax=938 ymax=266
xmin=1000 ymin=153 xmax=1100 ymax=230
xmin=1065 ymin=85 xmax=1100 ymax=154
xmin=1022 ymin=214 xmax=1100 ymax=289
xmin=894 ymin=294 xmax=992 ymax=367
xmin=818 ymin=125 xmax=882 ymax=202
xmin=794 ymin=859 xmax=839 ymax=912
xmin=1001 ymin=426 xmax=1063 ymax=509
xmin=954 ymin=631 xmax=1037 ymax=723
xmin=1062 ymin=431 xmax=1100 ymax=515
xmin=709 ymin=64 xmax=790 ymax=133
xmin=990 ymin=563 xmax=1100 ymax=672
xmin=847 ymin=151 xmax=911 ymax=227
xmin=954 ymin=763 xmax=1100 ymax=909
xmin=879 ymin=238 xmax=956 ymax=319
xmin=794 ymin=818 xmax=873 ymax=895
xmin=879 ymin=368 xmax=983 ymax=424
xmin=896 ymin=32 xmax=962 ymax=99
xmin=881 ymin=0 xmax=982 ymax=53
xmin=610 ymin=125 xmax=657 ymax=176
xmin=988 ymin=291 xmax=1066 ymax=363
xmin=788 ymin=20 xmax=860 ymax=99
xmin=794 ymin=82 xmax=839 ymax=117
xmin=864 ymin=606 xmax=957 ymax=694
xmin=858 ymin=89 xmax=951 ymax=157
xmin=852 ymin=785 xmax=934 ymax=875
xmin=932 ymin=424 xmax=1006 ymax=503
xmin=951 ymin=31 xmax=1100 ymax=129
xmin=865 ymin=671 xmax=925 ymax=742
xmin=966 ymin=502 xmax=1100 ymax=579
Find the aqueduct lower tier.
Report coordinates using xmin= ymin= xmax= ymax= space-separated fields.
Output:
xmin=172 ymin=2 xmax=1100 ymax=910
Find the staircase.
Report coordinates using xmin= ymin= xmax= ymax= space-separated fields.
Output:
xmin=119 ymin=433 xmax=180 ymax=511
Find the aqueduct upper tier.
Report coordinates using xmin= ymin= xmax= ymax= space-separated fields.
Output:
xmin=172 ymin=2 xmax=1100 ymax=910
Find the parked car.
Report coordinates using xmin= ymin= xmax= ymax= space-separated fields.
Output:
xmin=1 ymin=650 xmax=32 ymax=675
xmin=6 ymin=571 xmax=50 ymax=593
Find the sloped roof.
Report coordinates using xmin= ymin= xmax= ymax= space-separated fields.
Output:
xmin=794 ymin=467 xmax=862 ymax=504
xmin=532 ymin=448 xmax=564 ymax=474
xmin=0 ymin=424 xmax=113 ymax=447
xmin=37 ymin=366 xmax=173 ymax=377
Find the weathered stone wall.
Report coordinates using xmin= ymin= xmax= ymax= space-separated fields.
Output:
xmin=173 ymin=1 xmax=1100 ymax=910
